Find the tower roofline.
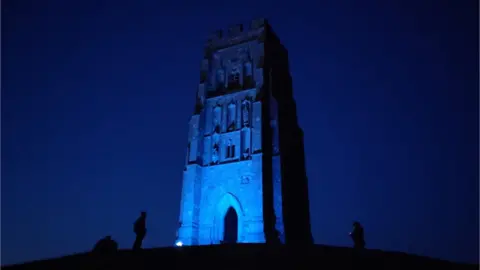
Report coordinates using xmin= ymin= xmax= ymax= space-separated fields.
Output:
xmin=204 ymin=18 xmax=269 ymax=52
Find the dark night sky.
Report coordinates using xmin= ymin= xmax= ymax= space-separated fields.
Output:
xmin=2 ymin=0 xmax=478 ymax=265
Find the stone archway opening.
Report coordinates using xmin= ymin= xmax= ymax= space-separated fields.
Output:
xmin=213 ymin=192 xmax=245 ymax=244
xmin=223 ymin=207 xmax=238 ymax=243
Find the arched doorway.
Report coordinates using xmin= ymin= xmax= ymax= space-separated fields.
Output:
xmin=223 ymin=207 xmax=238 ymax=243
xmin=212 ymin=192 xmax=245 ymax=244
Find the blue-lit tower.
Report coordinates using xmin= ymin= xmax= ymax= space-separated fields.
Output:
xmin=176 ymin=19 xmax=312 ymax=246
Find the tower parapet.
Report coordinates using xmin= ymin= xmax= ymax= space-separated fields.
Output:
xmin=205 ymin=18 xmax=267 ymax=53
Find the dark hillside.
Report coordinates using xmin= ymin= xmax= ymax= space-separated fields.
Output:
xmin=2 ymin=244 xmax=477 ymax=270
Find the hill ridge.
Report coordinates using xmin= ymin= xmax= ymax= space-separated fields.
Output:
xmin=3 ymin=244 xmax=477 ymax=270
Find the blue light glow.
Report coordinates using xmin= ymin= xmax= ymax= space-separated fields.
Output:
xmin=176 ymin=25 xmax=285 ymax=245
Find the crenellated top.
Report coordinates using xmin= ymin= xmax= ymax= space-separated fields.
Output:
xmin=194 ymin=19 xmax=268 ymax=114
xmin=205 ymin=18 xmax=267 ymax=52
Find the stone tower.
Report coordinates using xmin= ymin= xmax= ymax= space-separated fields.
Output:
xmin=176 ymin=19 xmax=312 ymax=246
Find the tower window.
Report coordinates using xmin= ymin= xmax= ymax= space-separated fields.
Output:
xmin=229 ymin=73 xmax=239 ymax=84
xmin=257 ymin=56 xmax=264 ymax=68
xmin=212 ymin=143 xmax=220 ymax=164
xmin=242 ymin=100 xmax=250 ymax=127
xmin=213 ymin=106 xmax=222 ymax=133
xmin=200 ymin=70 xmax=207 ymax=83
xmin=216 ymin=69 xmax=225 ymax=91
xmin=244 ymin=62 xmax=252 ymax=76
xmin=227 ymin=102 xmax=236 ymax=131
xmin=241 ymin=128 xmax=251 ymax=160
xmin=243 ymin=61 xmax=254 ymax=89
xmin=228 ymin=66 xmax=241 ymax=90
xmin=226 ymin=139 xmax=236 ymax=159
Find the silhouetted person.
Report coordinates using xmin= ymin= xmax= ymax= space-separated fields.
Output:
xmin=349 ymin=221 xmax=366 ymax=249
xmin=133 ymin=211 xmax=147 ymax=250
xmin=92 ymin=235 xmax=118 ymax=255
xmin=272 ymin=229 xmax=281 ymax=244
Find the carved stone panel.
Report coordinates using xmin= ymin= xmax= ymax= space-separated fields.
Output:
xmin=241 ymin=175 xmax=251 ymax=185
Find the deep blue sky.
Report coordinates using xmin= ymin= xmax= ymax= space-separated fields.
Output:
xmin=2 ymin=0 xmax=478 ymax=265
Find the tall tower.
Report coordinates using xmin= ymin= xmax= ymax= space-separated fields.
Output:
xmin=176 ymin=19 xmax=312 ymax=246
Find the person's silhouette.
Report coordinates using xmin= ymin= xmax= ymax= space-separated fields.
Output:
xmin=92 ymin=235 xmax=118 ymax=254
xmin=133 ymin=211 xmax=147 ymax=250
xmin=349 ymin=221 xmax=366 ymax=249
